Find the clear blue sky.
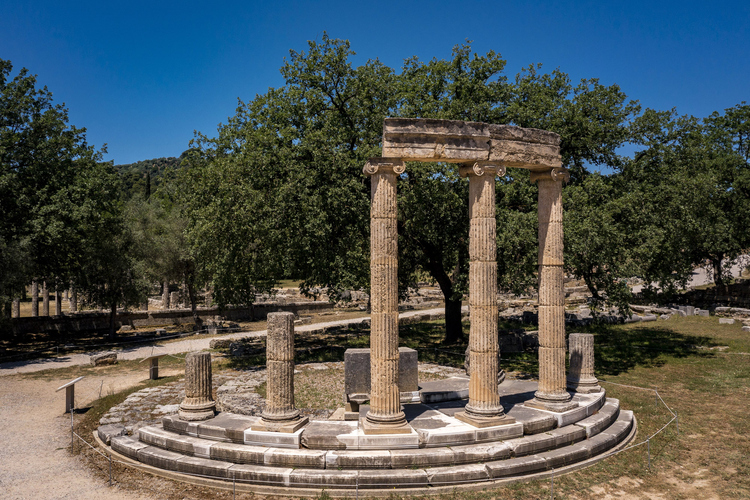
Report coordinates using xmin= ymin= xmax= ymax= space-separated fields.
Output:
xmin=2 ymin=0 xmax=748 ymax=165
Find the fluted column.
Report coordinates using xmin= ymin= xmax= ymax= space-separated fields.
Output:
xmin=55 ymin=290 xmax=62 ymax=316
xmin=12 ymin=299 xmax=20 ymax=318
xmin=363 ymin=158 xmax=409 ymax=434
xmin=179 ymin=352 xmax=216 ymax=421
xmin=527 ymin=168 xmax=577 ymax=412
xmin=42 ymin=282 xmax=49 ymax=317
xmin=253 ymin=312 xmax=308 ymax=432
xmin=568 ymin=333 xmax=602 ymax=393
xmin=31 ymin=281 xmax=39 ymax=317
xmin=456 ymin=162 xmax=515 ymax=427
xmin=162 ymin=280 xmax=170 ymax=310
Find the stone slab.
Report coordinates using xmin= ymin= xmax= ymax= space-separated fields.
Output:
xmin=356 ymin=469 xmax=429 ymax=488
xmin=539 ymin=442 xmax=590 ymax=468
xmin=340 ymin=425 xmax=421 ymax=449
xmin=210 ymin=441 xmax=268 ymax=464
xmin=137 ymin=446 xmax=183 ymax=471
xmin=300 ymin=420 xmax=358 ymax=450
xmin=426 ymin=463 xmax=489 ymax=486
xmin=344 ymin=347 xmax=418 ymax=399
xmin=289 ymin=469 xmax=359 ymax=488
xmin=244 ymin=426 xmax=304 ymax=449
xmin=450 ymin=441 xmax=512 ymax=464
xmin=198 ymin=413 xmax=257 ymax=443
xmin=475 ymin=421 xmax=525 ymax=442
xmin=505 ymin=404 xmax=556 ymax=434
xmin=574 ymin=398 xmax=620 ymax=438
xmin=264 ymin=447 xmax=327 ymax=469
xmin=580 ymin=430 xmax=618 ymax=457
xmin=419 ymin=377 xmax=469 ymax=403
xmin=601 ymin=410 xmax=634 ymax=443
xmin=176 ymin=455 xmax=233 ymax=478
xmin=110 ymin=435 xmax=148 ymax=460
xmin=227 ymin=464 xmax=293 ymax=486
xmin=390 ymin=447 xmax=455 ymax=467
xmin=162 ymin=415 xmax=200 ymax=436
xmin=486 ymin=455 xmax=548 ymax=478
xmin=97 ymin=424 xmax=126 ymax=445
xmin=325 ymin=450 xmax=392 ymax=469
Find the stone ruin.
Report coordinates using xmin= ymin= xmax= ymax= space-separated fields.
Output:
xmin=97 ymin=118 xmax=635 ymax=494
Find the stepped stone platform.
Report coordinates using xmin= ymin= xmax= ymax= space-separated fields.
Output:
xmin=97 ymin=377 xmax=636 ymax=494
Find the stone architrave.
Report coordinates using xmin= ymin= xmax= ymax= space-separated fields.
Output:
xmin=455 ymin=162 xmax=515 ymax=428
xmin=567 ymin=333 xmax=602 ymax=393
xmin=526 ymin=168 xmax=577 ymax=412
xmin=12 ymin=298 xmax=20 ymax=318
xmin=178 ymin=352 xmax=216 ymax=421
xmin=31 ymin=281 xmax=39 ymax=317
xmin=42 ymin=281 xmax=49 ymax=317
xmin=362 ymin=158 xmax=410 ymax=434
xmin=252 ymin=312 xmax=308 ymax=432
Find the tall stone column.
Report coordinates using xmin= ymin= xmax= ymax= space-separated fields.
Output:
xmin=55 ymin=290 xmax=62 ymax=316
xmin=69 ymin=286 xmax=77 ymax=313
xmin=363 ymin=158 xmax=409 ymax=434
xmin=42 ymin=282 xmax=49 ymax=316
xmin=252 ymin=312 xmax=308 ymax=432
xmin=567 ymin=333 xmax=602 ymax=393
xmin=527 ymin=168 xmax=577 ymax=412
xmin=162 ymin=280 xmax=170 ymax=310
xmin=456 ymin=162 xmax=514 ymax=427
xmin=12 ymin=299 xmax=20 ymax=318
xmin=178 ymin=352 xmax=216 ymax=421
xmin=31 ymin=281 xmax=39 ymax=317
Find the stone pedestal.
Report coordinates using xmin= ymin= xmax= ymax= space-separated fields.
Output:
xmin=567 ymin=333 xmax=602 ymax=393
xmin=526 ymin=168 xmax=577 ymax=413
xmin=31 ymin=281 xmax=39 ymax=317
xmin=455 ymin=162 xmax=514 ymax=428
xmin=179 ymin=352 xmax=216 ymax=421
xmin=362 ymin=158 xmax=410 ymax=434
xmin=42 ymin=282 xmax=49 ymax=317
xmin=253 ymin=312 xmax=308 ymax=432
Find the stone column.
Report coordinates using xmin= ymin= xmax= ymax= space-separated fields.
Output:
xmin=55 ymin=290 xmax=62 ymax=316
xmin=31 ymin=281 xmax=39 ymax=317
xmin=567 ymin=333 xmax=602 ymax=393
xmin=362 ymin=158 xmax=409 ymax=434
xmin=162 ymin=280 xmax=170 ymax=310
xmin=456 ymin=162 xmax=514 ymax=427
xmin=69 ymin=286 xmax=77 ymax=313
xmin=12 ymin=299 xmax=20 ymax=318
xmin=178 ymin=352 xmax=216 ymax=421
xmin=252 ymin=312 xmax=308 ymax=432
xmin=527 ymin=168 xmax=577 ymax=412
xmin=42 ymin=282 xmax=49 ymax=316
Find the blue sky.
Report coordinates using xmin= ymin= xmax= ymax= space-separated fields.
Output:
xmin=2 ymin=0 xmax=748 ymax=165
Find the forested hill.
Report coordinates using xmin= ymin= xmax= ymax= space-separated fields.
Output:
xmin=114 ymin=155 xmax=185 ymax=199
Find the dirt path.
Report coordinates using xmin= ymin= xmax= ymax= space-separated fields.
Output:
xmin=0 ymin=369 xmax=174 ymax=499
xmin=0 ymin=307 xmax=450 ymax=377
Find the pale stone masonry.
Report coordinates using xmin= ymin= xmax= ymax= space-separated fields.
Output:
xmin=526 ymin=168 xmax=577 ymax=412
xmin=179 ymin=352 xmax=216 ymax=421
xmin=567 ymin=333 xmax=602 ymax=393
xmin=362 ymin=158 xmax=410 ymax=434
xmin=455 ymin=162 xmax=515 ymax=427
xmin=253 ymin=312 xmax=308 ymax=432
xmin=42 ymin=281 xmax=49 ymax=317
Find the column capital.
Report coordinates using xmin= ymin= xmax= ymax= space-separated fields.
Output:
xmin=363 ymin=158 xmax=405 ymax=176
xmin=459 ymin=161 xmax=506 ymax=178
xmin=530 ymin=167 xmax=570 ymax=184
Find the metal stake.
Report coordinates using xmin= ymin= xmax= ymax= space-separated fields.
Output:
xmin=676 ymin=415 xmax=679 ymax=435
xmin=551 ymin=471 xmax=554 ymax=499
xmin=233 ymin=471 xmax=236 ymax=500
xmin=70 ymin=407 xmax=74 ymax=452
xmin=109 ymin=453 xmax=112 ymax=486
xmin=647 ymin=438 xmax=651 ymax=469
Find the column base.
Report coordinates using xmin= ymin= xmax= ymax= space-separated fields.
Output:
xmin=454 ymin=410 xmax=516 ymax=428
xmin=178 ymin=401 xmax=216 ymax=421
xmin=251 ymin=415 xmax=309 ymax=433
xmin=567 ymin=378 xmax=603 ymax=394
xmin=361 ymin=417 xmax=412 ymax=435
xmin=524 ymin=394 xmax=578 ymax=413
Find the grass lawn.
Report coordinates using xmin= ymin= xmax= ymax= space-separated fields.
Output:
xmin=68 ymin=314 xmax=748 ymax=499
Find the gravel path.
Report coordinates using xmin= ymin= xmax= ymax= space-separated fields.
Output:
xmin=0 ymin=307 xmax=449 ymax=377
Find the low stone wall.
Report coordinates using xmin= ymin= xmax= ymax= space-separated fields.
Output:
xmin=678 ymin=281 xmax=750 ymax=309
xmin=4 ymin=301 xmax=334 ymax=337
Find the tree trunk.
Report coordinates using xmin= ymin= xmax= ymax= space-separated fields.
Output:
xmin=444 ymin=298 xmax=464 ymax=344
xmin=186 ymin=269 xmax=202 ymax=328
xmin=712 ymin=255 xmax=724 ymax=287
xmin=108 ymin=302 xmax=118 ymax=338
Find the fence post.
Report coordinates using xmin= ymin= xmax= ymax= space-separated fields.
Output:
xmin=233 ymin=471 xmax=236 ymax=500
xmin=647 ymin=438 xmax=651 ymax=469
xmin=109 ymin=453 xmax=112 ymax=486
xmin=676 ymin=415 xmax=679 ymax=435
xmin=70 ymin=408 xmax=74 ymax=452
xmin=550 ymin=470 xmax=554 ymax=499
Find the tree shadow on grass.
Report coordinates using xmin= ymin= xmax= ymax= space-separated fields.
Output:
xmin=580 ymin=324 xmax=717 ymax=377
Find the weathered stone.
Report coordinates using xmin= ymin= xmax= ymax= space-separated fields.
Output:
xmin=450 ymin=441 xmax=512 ymax=464
xmin=97 ymin=424 xmax=126 ymax=445
xmin=176 ymin=455 xmax=232 ymax=478
xmin=110 ymin=435 xmax=148 ymax=460
xmin=210 ymin=442 xmax=267 ymax=464
xmin=263 ymin=447 xmax=327 ymax=468
xmin=289 ymin=469 xmax=359 ymax=488
xmin=567 ymin=333 xmax=602 ymax=393
xmin=539 ymin=442 xmax=590 ymax=468
xmin=719 ymin=318 xmax=735 ymax=324
xmin=325 ymin=450 xmax=392 ymax=469
xmin=137 ymin=446 xmax=182 ymax=471
xmin=357 ymin=469 xmax=428 ymax=488
xmin=485 ymin=455 xmax=548 ymax=478
xmin=179 ymin=352 xmax=216 ymax=421
xmin=300 ymin=421 xmax=357 ymax=450
xmin=90 ymin=352 xmax=118 ymax=366
xmin=344 ymin=347 xmax=419 ymax=400
xmin=426 ymin=463 xmax=489 ymax=486
xmin=574 ymin=398 xmax=620 ymax=438
xmin=227 ymin=464 xmax=293 ymax=486
xmin=390 ymin=447 xmax=455 ymax=467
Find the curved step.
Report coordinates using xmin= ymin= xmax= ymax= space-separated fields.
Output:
xmin=107 ymin=405 xmax=634 ymax=489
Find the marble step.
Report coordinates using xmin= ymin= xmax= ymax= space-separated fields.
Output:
xmin=108 ymin=409 xmax=634 ymax=488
